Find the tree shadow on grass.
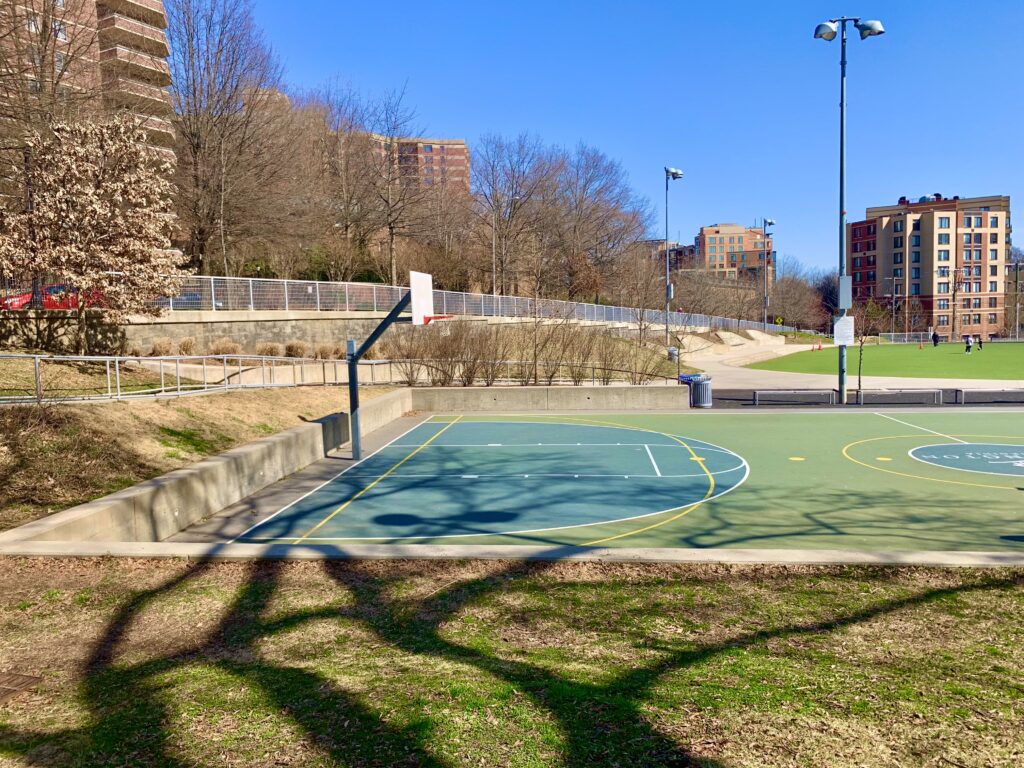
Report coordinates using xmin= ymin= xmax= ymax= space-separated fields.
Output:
xmin=0 ymin=552 xmax=1021 ymax=767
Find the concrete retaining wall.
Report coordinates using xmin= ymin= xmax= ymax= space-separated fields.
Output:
xmin=0 ymin=390 xmax=412 ymax=544
xmin=409 ymin=385 xmax=689 ymax=412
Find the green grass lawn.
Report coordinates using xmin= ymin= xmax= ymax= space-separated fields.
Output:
xmin=749 ymin=341 xmax=1024 ymax=379
xmin=1 ymin=558 xmax=1021 ymax=767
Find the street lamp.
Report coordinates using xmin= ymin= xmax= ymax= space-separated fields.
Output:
xmin=664 ymin=167 xmax=683 ymax=345
xmin=814 ymin=16 xmax=884 ymax=404
xmin=762 ymin=218 xmax=775 ymax=330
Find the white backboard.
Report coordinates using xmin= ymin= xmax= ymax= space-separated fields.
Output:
xmin=410 ymin=271 xmax=434 ymax=326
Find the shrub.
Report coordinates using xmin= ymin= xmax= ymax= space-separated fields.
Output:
xmin=208 ymin=337 xmax=241 ymax=356
xmin=332 ymin=343 xmax=348 ymax=360
xmin=125 ymin=345 xmax=143 ymax=359
xmin=315 ymin=343 xmax=337 ymax=360
xmin=255 ymin=342 xmax=282 ymax=357
xmin=284 ymin=340 xmax=308 ymax=358
xmin=177 ymin=336 xmax=197 ymax=356
xmin=148 ymin=337 xmax=173 ymax=357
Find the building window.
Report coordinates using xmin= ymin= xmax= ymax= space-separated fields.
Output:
xmin=894 ymin=219 xmax=904 ymax=233
xmin=27 ymin=14 xmax=38 ymax=33
xmin=938 ymin=282 xmax=950 ymax=293
xmin=912 ymin=251 xmax=921 ymax=263
xmin=938 ymin=315 xmax=949 ymax=326
xmin=973 ymin=216 xmax=982 ymax=228
xmin=963 ymin=234 xmax=972 ymax=244
xmin=868 ymin=224 xmax=876 ymax=234
xmin=912 ymin=219 xmax=921 ymax=231
xmin=854 ymin=272 xmax=862 ymax=283
xmin=853 ymin=227 xmax=862 ymax=238
xmin=972 ymin=298 xmax=981 ymax=309
xmin=868 ymin=255 xmax=876 ymax=265
xmin=893 ymin=267 xmax=904 ymax=278
xmin=938 ymin=233 xmax=950 ymax=244
xmin=974 ymin=233 xmax=983 ymax=244
xmin=938 ymin=267 xmax=950 ymax=277
xmin=974 ymin=249 xmax=982 ymax=260
xmin=990 ymin=281 xmax=998 ymax=292
xmin=973 ymin=314 xmax=982 ymax=324
xmin=938 ymin=250 xmax=950 ymax=261
xmin=853 ymin=257 xmax=862 ymax=268
xmin=990 ymin=233 xmax=998 ymax=244
xmin=938 ymin=217 xmax=950 ymax=228
xmin=729 ymin=236 xmax=735 ymax=244
xmin=974 ymin=281 xmax=982 ymax=292
xmin=893 ymin=236 xmax=904 ymax=248
xmin=423 ymin=145 xmax=433 ymax=152
xmin=973 ymin=266 xmax=982 ymax=277
xmin=867 ymin=271 xmax=876 ymax=282
xmin=911 ymin=283 xmax=921 ymax=295
xmin=989 ymin=297 xmax=998 ymax=308
xmin=938 ymin=299 xmax=949 ymax=310
xmin=989 ymin=313 xmax=998 ymax=324
xmin=893 ymin=252 xmax=903 ymax=264
xmin=990 ymin=265 xmax=998 ymax=276
xmin=911 ymin=235 xmax=921 ymax=246
xmin=964 ymin=215 xmax=972 ymax=227
xmin=54 ymin=51 xmax=67 ymax=72
xmin=738 ymin=236 xmax=744 ymax=244
xmin=912 ymin=267 xmax=921 ymax=279
xmin=53 ymin=20 xmax=67 ymax=41
xmin=868 ymin=240 xmax=876 ymax=251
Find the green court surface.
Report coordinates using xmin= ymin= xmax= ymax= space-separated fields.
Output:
xmin=235 ymin=411 xmax=1024 ymax=552
xmin=749 ymin=341 xmax=1024 ymax=379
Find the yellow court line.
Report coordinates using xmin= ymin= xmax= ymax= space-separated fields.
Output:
xmin=549 ymin=416 xmax=718 ymax=546
xmin=290 ymin=416 xmax=463 ymax=544
xmin=841 ymin=433 xmax=1023 ymax=491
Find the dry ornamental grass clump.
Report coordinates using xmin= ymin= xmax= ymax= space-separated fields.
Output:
xmin=177 ymin=337 xmax=197 ymax=356
xmin=208 ymin=337 xmax=241 ymax=356
xmin=148 ymin=338 xmax=174 ymax=357
xmin=255 ymin=342 xmax=283 ymax=357
xmin=284 ymin=341 xmax=308 ymax=358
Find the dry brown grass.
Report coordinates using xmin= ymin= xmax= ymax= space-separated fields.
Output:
xmin=0 ymin=387 xmax=389 ymax=531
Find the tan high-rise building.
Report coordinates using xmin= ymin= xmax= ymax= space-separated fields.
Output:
xmin=3 ymin=1 xmax=173 ymax=155
xmin=695 ymin=223 xmax=774 ymax=281
xmin=848 ymin=194 xmax=1012 ymax=340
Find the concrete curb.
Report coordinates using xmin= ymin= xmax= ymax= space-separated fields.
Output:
xmin=0 ymin=541 xmax=1021 ymax=567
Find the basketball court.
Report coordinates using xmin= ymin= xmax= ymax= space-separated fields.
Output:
xmin=222 ymin=410 xmax=1024 ymax=553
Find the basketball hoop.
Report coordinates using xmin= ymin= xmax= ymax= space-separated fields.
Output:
xmin=424 ymin=314 xmax=454 ymax=336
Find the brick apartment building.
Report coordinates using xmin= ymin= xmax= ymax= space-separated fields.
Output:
xmin=694 ymin=223 xmax=774 ymax=282
xmin=847 ymin=194 xmax=1012 ymax=340
xmin=396 ymin=137 xmax=470 ymax=190
xmin=5 ymin=0 xmax=174 ymax=155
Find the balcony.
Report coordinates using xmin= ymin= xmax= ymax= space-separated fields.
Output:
xmin=97 ymin=0 xmax=167 ymax=28
xmin=99 ymin=45 xmax=171 ymax=86
xmin=103 ymin=75 xmax=172 ymax=115
xmin=136 ymin=114 xmax=175 ymax=146
xmin=97 ymin=13 xmax=170 ymax=58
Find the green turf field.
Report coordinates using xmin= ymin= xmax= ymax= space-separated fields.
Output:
xmin=236 ymin=410 xmax=1024 ymax=553
xmin=749 ymin=341 xmax=1024 ymax=379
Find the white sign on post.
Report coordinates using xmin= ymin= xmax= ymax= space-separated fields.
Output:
xmin=834 ymin=315 xmax=855 ymax=346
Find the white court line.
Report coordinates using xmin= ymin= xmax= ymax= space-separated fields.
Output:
xmin=874 ymin=412 xmax=968 ymax=444
xmin=327 ymin=467 xmax=746 ymax=480
xmin=230 ymin=416 xmax=436 ymax=542
xmin=388 ymin=441 xmax=739 ymax=456
xmin=643 ymin=444 xmax=662 ymax=476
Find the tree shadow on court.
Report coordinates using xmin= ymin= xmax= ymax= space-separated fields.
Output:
xmin=1 ymin=549 xmax=1022 ymax=767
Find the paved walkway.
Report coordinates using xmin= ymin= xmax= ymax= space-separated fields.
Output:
xmin=687 ymin=343 xmax=1024 ymax=391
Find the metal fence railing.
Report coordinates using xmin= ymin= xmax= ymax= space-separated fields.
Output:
xmin=1 ymin=273 xmax=797 ymax=333
xmin=0 ymin=353 xmax=680 ymax=405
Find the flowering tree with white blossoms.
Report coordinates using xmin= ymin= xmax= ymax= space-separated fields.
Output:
xmin=0 ymin=114 xmax=188 ymax=352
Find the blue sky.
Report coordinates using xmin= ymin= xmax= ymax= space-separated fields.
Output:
xmin=253 ymin=0 xmax=1023 ymax=271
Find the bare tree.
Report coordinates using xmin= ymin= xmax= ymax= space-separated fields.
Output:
xmin=365 ymin=89 xmax=424 ymax=286
xmin=166 ymin=0 xmax=296 ymax=274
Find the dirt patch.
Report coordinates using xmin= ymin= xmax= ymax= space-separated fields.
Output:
xmin=0 ymin=387 xmax=390 ymax=531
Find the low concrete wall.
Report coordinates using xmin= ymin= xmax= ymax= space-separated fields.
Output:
xmin=409 ymin=385 xmax=689 ymax=412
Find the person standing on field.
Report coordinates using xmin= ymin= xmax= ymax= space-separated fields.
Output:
xmin=965 ymin=335 xmax=973 ymax=354
xmin=977 ymin=335 xmax=983 ymax=351
xmin=932 ymin=331 xmax=940 ymax=347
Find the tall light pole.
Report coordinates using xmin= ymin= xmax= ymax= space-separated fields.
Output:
xmin=491 ymin=205 xmax=498 ymax=297
xmin=814 ymin=16 xmax=884 ymax=404
xmin=762 ymin=218 xmax=775 ymax=330
xmin=664 ymin=167 xmax=683 ymax=345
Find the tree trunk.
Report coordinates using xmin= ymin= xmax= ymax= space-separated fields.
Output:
xmin=76 ymin=303 xmax=88 ymax=355
xmin=388 ymin=224 xmax=397 ymax=286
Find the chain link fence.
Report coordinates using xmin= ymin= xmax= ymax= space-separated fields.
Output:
xmin=2 ymin=273 xmax=797 ymax=333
